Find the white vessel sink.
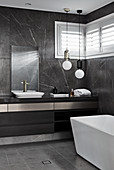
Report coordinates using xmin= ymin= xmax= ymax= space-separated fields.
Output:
xmin=12 ymin=90 xmax=44 ymax=98
xmin=50 ymin=93 xmax=69 ymax=98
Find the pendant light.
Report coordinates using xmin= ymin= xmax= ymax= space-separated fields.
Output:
xmin=75 ymin=10 xmax=85 ymax=79
xmin=62 ymin=8 xmax=72 ymax=71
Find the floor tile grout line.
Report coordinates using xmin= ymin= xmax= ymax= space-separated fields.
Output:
xmin=4 ymin=150 xmax=10 ymax=167
xmin=49 ymin=146 xmax=99 ymax=170
xmin=1 ymin=141 xmax=98 ymax=170
xmin=16 ymin=149 xmax=31 ymax=170
xmin=48 ymin=144 xmax=77 ymax=169
xmin=17 ymin=142 xmax=76 ymax=169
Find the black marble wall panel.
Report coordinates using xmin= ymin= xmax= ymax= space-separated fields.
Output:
xmin=39 ymin=59 xmax=86 ymax=95
xmin=0 ymin=7 xmax=10 ymax=59
xmin=86 ymin=56 xmax=114 ymax=114
xmin=0 ymin=7 xmax=10 ymax=95
xmin=0 ymin=59 xmax=10 ymax=95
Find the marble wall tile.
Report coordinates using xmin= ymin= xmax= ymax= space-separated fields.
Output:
xmin=0 ymin=59 xmax=10 ymax=95
xmin=39 ymin=59 xmax=86 ymax=95
xmin=0 ymin=7 xmax=10 ymax=59
xmin=86 ymin=56 xmax=114 ymax=114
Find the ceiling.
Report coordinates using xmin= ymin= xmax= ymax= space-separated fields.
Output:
xmin=0 ymin=0 xmax=113 ymax=14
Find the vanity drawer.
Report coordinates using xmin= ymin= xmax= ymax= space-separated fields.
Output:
xmin=0 ymin=104 xmax=7 ymax=112
xmin=0 ymin=123 xmax=54 ymax=137
xmin=54 ymin=101 xmax=98 ymax=110
xmin=0 ymin=111 xmax=54 ymax=126
xmin=8 ymin=103 xmax=53 ymax=112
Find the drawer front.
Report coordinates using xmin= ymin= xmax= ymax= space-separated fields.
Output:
xmin=0 ymin=104 xmax=7 ymax=112
xmin=54 ymin=101 xmax=98 ymax=110
xmin=8 ymin=103 xmax=53 ymax=112
xmin=0 ymin=111 xmax=54 ymax=126
xmin=0 ymin=123 xmax=54 ymax=137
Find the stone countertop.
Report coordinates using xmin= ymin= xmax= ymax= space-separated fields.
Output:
xmin=0 ymin=95 xmax=98 ymax=104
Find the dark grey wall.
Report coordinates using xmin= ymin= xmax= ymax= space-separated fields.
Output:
xmin=0 ymin=6 xmax=86 ymax=96
xmin=86 ymin=57 xmax=114 ymax=114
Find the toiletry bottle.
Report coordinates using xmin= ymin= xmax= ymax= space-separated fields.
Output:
xmin=70 ymin=89 xmax=74 ymax=97
xmin=53 ymin=87 xmax=57 ymax=94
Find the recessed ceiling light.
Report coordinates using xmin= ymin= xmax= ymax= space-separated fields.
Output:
xmin=25 ymin=2 xmax=32 ymax=6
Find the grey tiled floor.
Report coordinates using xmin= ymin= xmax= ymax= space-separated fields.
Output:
xmin=0 ymin=140 xmax=99 ymax=170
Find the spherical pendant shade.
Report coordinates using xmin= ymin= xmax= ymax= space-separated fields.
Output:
xmin=75 ymin=69 xmax=84 ymax=79
xmin=62 ymin=60 xmax=72 ymax=70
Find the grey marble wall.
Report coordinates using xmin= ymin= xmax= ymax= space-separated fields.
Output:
xmin=86 ymin=57 xmax=114 ymax=114
xmin=39 ymin=59 xmax=86 ymax=95
xmin=0 ymin=7 xmax=10 ymax=96
xmin=0 ymin=6 xmax=86 ymax=96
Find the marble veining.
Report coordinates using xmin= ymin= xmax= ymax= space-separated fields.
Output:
xmin=58 ymin=60 xmax=70 ymax=91
xmin=86 ymin=56 xmax=114 ymax=114
xmin=28 ymin=28 xmax=37 ymax=46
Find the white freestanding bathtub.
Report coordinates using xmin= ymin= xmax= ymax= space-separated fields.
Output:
xmin=70 ymin=115 xmax=114 ymax=170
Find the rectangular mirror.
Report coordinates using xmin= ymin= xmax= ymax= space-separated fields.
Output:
xmin=11 ymin=46 xmax=39 ymax=91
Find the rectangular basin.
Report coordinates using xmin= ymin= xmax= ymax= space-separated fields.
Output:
xmin=12 ymin=90 xmax=44 ymax=98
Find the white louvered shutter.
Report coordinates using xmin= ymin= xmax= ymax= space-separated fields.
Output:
xmin=55 ymin=22 xmax=85 ymax=59
xmin=101 ymin=23 xmax=114 ymax=53
xmin=86 ymin=28 xmax=100 ymax=56
xmin=60 ymin=30 xmax=84 ymax=57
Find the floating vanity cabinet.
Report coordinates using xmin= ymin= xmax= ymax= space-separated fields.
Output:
xmin=0 ymin=98 xmax=98 ymax=137
xmin=0 ymin=103 xmax=54 ymax=137
xmin=54 ymin=101 xmax=98 ymax=132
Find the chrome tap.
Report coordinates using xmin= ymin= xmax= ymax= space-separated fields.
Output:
xmin=21 ymin=80 xmax=29 ymax=92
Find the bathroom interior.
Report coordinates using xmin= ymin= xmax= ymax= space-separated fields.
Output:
xmin=0 ymin=0 xmax=114 ymax=170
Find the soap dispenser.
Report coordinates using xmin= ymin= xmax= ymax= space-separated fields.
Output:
xmin=70 ymin=89 xmax=74 ymax=97
xmin=53 ymin=87 xmax=57 ymax=94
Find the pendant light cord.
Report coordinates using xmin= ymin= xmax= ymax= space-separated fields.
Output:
xmin=66 ymin=11 xmax=68 ymax=50
xmin=79 ymin=12 xmax=80 ymax=60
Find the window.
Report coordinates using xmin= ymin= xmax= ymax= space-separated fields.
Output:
xmin=55 ymin=21 xmax=85 ymax=59
xmin=55 ymin=13 xmax=114 ymax=59
xmin=86 ymin=13 xmax=114 ymax=59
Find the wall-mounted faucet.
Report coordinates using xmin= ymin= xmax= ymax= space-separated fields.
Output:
xmin=21 ymin=80 xmax=29 ymax=92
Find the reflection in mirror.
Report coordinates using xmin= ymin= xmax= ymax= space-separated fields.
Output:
xmin=11 ymin=46 xmax=39 ymax=91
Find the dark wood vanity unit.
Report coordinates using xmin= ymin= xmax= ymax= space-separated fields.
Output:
xmin=0 ymin=96 xmax=98 ymax=137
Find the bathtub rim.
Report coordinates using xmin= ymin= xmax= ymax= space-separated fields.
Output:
xmin=70 ymin=115 xmax=114 ymax=136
